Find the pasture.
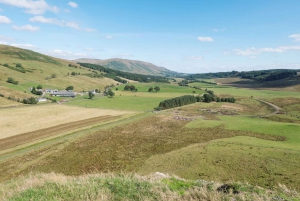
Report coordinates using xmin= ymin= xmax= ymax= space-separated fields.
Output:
xmin=1 ymin=79 xmax=300 ymax=192
xmin=67 ymin=83 xmax=204 ymax=111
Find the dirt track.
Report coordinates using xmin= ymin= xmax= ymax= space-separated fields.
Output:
xmin=0 ymin=115 xmax=120 ymax=151
xmin=255 ymin=99 xmax=283 ymax=117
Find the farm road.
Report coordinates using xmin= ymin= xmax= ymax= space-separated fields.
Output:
xmin=255 ymin=99 xmax=282 ymax=117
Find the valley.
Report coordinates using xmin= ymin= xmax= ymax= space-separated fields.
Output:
xmin=0 ymin=45 xmax=300 ymax=200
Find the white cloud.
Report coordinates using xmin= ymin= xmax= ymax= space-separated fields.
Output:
xmin=233 ymin=46 xmax=300 ymax=56
xmin=0 ymin=35 xmax=14 ymax=42
xmin=0 ymin=8 xmax=2 ymax=11
xmin=186 ymin=56 xmax=203 ymax=60
xmin=0 ymin=15 xmax=11 ymax=23
xmin=83 ymin=48 xmax=94 ymax=52
xmin=213 ymin=28 xmax=226 ymax=32
xmin=118 ymin=53 xmax=133 ymax=57
xmin=12 ymin=24 xmax=39 ymax=31
xmin=48 ymin=49 xmax=87 ymax=59
xmin=65 ymin=22 xmax=79 ymax=29
xmin=0 ymin=0 xmax=58 ymax=14
xmin=289 ymin=34 xmax=300 ymax=42
xmin=197 ymin=36 xmax=213 ymax=42
xmin=85 ymin=28 xmax=97 ymax=32
xmin=106 ymin=35 xmax=113 ymax=39
xmin=68 ymin=2 xmax=78 ymax=8
xmin=64 ymin=9 xmax=70 ymax=13
xmin=30 ymin=15 xmax=79 ymax=29
xmin=11 ymin=43 xmax=36 ymax=49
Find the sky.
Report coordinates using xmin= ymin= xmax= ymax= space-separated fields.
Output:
xmin=0 ymin=0 xmax=300 ymax=73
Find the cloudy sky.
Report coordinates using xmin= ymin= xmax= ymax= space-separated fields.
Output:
xmin=0 ymin=0 xmax=300 ymax=73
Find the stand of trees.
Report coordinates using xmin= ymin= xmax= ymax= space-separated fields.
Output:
xmin=156 ymin=95 xmax=197 ymax=110
xmin=22 ymin=97 xmax=37 ymax=104
xmin=155 ymin=90 xmax=236 ymax=110
xmin=148 ymin=86 xmax=160 ymax=92
xmin=124 ymin=85 xmax=137 ymax=91
xmin=104 ymin=89 xmax=115 ymax=97
xmin=31 ymin=87 xmax=42 ymax=95
xmin=239 ymin=70 xmax=297 ymax=81
xmin=7 ymin=77 xmax=18 ymax=85
xmin=183 ymin=69 xmax=299 ymax=82
xmin=78 ymin=63 xmax=170 ymax=83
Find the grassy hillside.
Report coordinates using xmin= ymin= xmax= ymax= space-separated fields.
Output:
xmin=74 ymin=58 xmax=178 ymax=76
xmin=0 ymin=45 xmax=117 ymax=100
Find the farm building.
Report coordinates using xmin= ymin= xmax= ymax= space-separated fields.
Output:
xmin=50 ymin=90 xmax=75 ymax=97
xmin=45 ymin=89 xmax=58 ymax=93
xmin=37 ymin=98 xmax=48 ymax=102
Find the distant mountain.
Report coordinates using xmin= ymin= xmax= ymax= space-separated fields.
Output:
xmin=73 ymin=58 xmax=178 ymax=76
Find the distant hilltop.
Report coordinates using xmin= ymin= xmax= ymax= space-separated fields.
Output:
xmin=73 ymin=58 xmax=179 ymax=76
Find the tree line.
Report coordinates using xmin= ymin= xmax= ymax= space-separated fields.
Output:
xmin=156 ymin=95 xmax=197 ymax=110
xmin=78 ymin=63 xmax=170 ymax=83
xmin=155 ymin=90 xmax=235 ymax=110
xmin=183 ymin=69 xmax=299 ymax=82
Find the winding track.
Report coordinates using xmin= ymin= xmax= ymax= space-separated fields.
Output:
xmin=255 ymin=98 xmax=283 ymax=117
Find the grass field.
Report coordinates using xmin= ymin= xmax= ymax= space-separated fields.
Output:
xmin=66 ymin=83 xmax=204 ymax=111
xmin=1 ymin=53 xmax=300 ymax=195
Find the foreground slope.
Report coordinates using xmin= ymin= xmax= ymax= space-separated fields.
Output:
xmin=1 ymin=173 xmax=298 ymax=201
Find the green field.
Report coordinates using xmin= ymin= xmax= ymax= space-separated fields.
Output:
xmin=67 ymin=83 xmax=204 ymax=111
xmin=1 ymin=49 xmax=300 ymax=194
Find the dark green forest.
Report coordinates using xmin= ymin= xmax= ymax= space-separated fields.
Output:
xmin=78 ymin=63 xmax=170 ymax=83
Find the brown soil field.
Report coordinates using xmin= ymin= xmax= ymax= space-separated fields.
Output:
xmin=0 ymin=104 xmax=133 ymax=139
xmin=0 ymin=115 xmax=120 ymax=151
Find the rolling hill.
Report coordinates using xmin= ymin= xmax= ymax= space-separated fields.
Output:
xmin=73 ymin=58 xmax=178 ymax=76
xmin=0 ymin=45 xmax=117 ymax=100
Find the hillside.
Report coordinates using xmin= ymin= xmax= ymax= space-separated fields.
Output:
xmin=0 ymin=45 xmax=117 ymax=101
xmin=73 ymin=58 xmax=178 ymax=76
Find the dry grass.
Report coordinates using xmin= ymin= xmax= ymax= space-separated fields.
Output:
xmin=0 ymin=97 xmax=21 ymax=107
xmin=0 ymin=86 xmax=32 ymax=100
xmin=0 ymin=104 xmax=133 ymax=139
xmin=0 ymin=172 xmax=298 ymax=201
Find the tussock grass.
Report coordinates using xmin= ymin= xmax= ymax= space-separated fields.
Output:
xmin=0 ymin=115 xmax=290 ymax=189
xmin=1 ymin=173 xmax=298 ymax=201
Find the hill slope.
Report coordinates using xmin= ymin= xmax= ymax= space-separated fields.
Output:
xmin=0 ymin=45 xmax=117 ymax=99
xmin=73 ymin=58 xmax=178 ymax=76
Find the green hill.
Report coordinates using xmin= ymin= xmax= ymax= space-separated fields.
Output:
xmin=0 ymin=45 xmax=117 ymax=101
xmin=73 ymin=58 xmax=179 ymax=76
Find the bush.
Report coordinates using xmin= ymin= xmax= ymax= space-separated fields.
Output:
xmin=22 ymin=97 xmax=37 ymax=104
xmin=0 ymin=94 xmax=4 ymax=97
xmin=66 ymin=86 xmax=74 ymax=90
xmin=7 ymin=77 xmax=19 ymax=85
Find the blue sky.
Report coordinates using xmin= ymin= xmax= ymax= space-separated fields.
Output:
xmin=0 ymin=0 xmax=300 ymax=73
